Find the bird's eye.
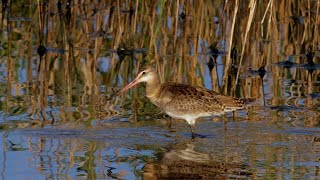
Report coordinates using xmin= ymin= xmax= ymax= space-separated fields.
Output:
xmin=142 ymin=71 xmax=146 ymax=75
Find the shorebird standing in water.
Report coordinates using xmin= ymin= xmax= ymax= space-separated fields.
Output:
xmin=116 ymin=66 xmax=247 ymax=138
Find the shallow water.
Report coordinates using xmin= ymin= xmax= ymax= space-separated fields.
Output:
xmin=1 ymin=0 xmax=320 ymax=179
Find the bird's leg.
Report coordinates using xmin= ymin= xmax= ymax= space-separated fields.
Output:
xmin=168 ymin=117 xmax=172 ymax=129
xmin=232 ymin=111 xmax=235 ymax=121
xmin=167 ymin=116 xmax=176 ymax=132
xmin=189 ymin=123 xmax=196 ymax=138
xmin=224 ymin=114 xmax=228 ymax=131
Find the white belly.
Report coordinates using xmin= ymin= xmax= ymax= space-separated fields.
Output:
xmin=165 ymin=111 xmax=213 ymax=125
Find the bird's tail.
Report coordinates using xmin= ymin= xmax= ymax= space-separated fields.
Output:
xmin=242 ymin=97 xmax=256 ymax=104
xmin=217 ymin=95 xmax=255 ymax=111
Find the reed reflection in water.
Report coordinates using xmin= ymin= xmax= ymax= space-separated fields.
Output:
xmin=0 ymin=0 xmax=320 ymax=179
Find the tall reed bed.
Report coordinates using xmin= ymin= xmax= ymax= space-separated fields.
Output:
xmin=0 ymin=0 xmax=319 ymax=126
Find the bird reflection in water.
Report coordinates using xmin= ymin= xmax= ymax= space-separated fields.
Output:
xmin=143 ymin=140 xmax=251 ymax=179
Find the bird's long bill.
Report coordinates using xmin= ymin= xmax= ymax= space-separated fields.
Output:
xmin=106 ymin=77 xmax=140 ymax=101
xmin=118 ymin=78 xmax=140 ymax=94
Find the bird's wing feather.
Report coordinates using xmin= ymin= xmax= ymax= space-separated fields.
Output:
xmin=157 ymin=82 xmax=225 ymax=115
xmin=214 ymin=95 xmax=244 ymax=109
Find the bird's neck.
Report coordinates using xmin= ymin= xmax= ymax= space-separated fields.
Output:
xmin=145 ymin=76 xmax=161 ymax=99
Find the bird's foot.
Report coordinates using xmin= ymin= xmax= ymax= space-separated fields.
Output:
xmin=191 ymin=133 xmax=207 ymax=139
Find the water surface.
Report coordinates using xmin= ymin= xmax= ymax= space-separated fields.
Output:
xmin=1 ymin=0 xmax=320 ymax=179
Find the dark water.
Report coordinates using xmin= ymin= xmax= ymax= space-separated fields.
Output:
xmin=1 ymin=1 xmax=320 ymax=179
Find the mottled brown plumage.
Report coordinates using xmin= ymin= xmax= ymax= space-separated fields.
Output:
xmin=119 ymin=66 xmax=246 ymax=137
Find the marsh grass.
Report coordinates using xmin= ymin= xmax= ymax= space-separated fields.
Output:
xmin=0 ymin=0 xmax=320 ymax=179
xmin=0 ymin=0 xmax=318 ymax=124
xmin=0 ymin=0 xmax=319 ymax=127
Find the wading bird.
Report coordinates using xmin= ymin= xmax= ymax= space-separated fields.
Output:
xmin=116 ymin=66 xmax=247 ymax=138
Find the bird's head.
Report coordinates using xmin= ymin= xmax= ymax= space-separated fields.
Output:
xmin=119 ymin=66 xmax=156 ymax=94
